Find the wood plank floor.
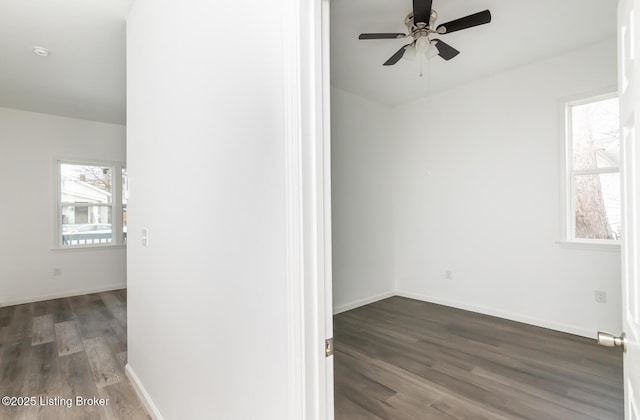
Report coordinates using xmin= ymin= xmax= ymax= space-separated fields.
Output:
xmin=0 ymin=289 xmax=150 ymax=420
xmin=334 ymin=297 xmax=624 ymax=420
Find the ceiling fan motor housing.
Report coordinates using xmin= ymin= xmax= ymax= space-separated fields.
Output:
xmin=358 ymin=0 xmax=492 ymax=65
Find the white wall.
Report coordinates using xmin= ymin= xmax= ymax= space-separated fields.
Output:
xmin=126 ymin=1 xmax=289 ymax=419
xmin=331 ymin=87 xmax=395 ymax=313
xmin=392 ymin=38 xmax=621 ymax=337
xmin=0 ymin=107 xmax=126 ymax=306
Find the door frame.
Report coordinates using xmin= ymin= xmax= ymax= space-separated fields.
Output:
xmin=618 ymin=0 xmax=640 ymax=417
xmin=285 ymin=0 xmax=640 ymax=417
xmin=284 ymin=0 xmax=333 ymax=419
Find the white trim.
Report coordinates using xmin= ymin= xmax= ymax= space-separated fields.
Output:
xmin=558 ymin=88 xmax=618 ymax=244
xmin=113 ymin=165 xmax=124 ymax=245
xmin=572 ymin=167 xmax=621 ymax=175
xmin=50 ymin=244 xmax=127 ymax=252
xmin=283 ymin=0 xmax=334 ymax=418
xmin=395 ymin=290 xmax=595 ymax=339
xmin=0 ymin=283 xmax=126 ymax=307
xmin=568 ymin=90 xmax=620 ymax=107
xmin=556 ymin=240 xmax=621 ymax=251
xmin=561 ymin=91 xmax=621 ymax=245
xmin=55 ymin=159 xmax=127 ymax=249
xmin=283 ymin=0 xmax=305 ymax=416
xmin=284 ymin=0 xmax=332 ymax=418
xmin=295 ymin=0 xmax=333 ymax=418
xmin=125 ymin=364 xmax=165 ymax=420
xmin=333 ymin=291 xmax=396 ymax=315
xmin=320 ymin=2 xmax=334 ymax=418
xmin=53 ymin=156 xmax=127 ymax=169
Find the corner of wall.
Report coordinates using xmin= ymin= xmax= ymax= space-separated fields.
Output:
xmin=333 ymin=290 xmax=396 ymax=315
xmin=125 ymin=364 xmax=164 ymax=420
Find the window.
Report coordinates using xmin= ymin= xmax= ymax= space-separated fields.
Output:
xmin=564 ymin=94 xmax=621 ymax=245
xmin=57 ymin=161 xmax=127 ymax=248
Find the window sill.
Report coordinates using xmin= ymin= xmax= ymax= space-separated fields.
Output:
xmin=51 ymin=244 xmax=126 ymax=252
xmin=556 ymin=241 xmax=621 ymax=252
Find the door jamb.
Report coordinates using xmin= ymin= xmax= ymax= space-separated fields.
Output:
xmin=284 ymin=0 xmax=333 ymax=419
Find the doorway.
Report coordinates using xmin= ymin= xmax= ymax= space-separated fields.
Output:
xmin=326 ymin=0 xmax=628 ymax=418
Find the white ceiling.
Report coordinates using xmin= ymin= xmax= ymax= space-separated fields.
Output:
xmin=331 ymin=0 xmax=618 ymax=106
xmin=0 ymin=0 xmax=132 ymax=125
xmin=0 ymin=0 xmax=617 ymax=124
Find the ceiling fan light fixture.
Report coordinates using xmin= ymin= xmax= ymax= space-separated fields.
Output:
xmin=415 ymin=36 xmax=430 ymax=54
xmin=426 ymin=41 xmax=439 ymax=58
xmin=403 ymin=45 xmax=417 ymax=61
xmin=358 ymin=1 xmax=491 ymax=67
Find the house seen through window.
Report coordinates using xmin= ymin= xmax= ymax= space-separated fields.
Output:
xmin=565 ymin=94 xmax=620 ymax=243
xmin=58 ymin=161 xmax=127 ymax=247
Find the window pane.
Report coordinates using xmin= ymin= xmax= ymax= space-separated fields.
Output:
xmin=571 ymin=97 xmax=620 ymax=170
xmin=575 ymin=172 xmax=621 ymax=240
xmin=122 ymin=167 xmax=128 ymax=243
xmin=60 ymin=163 xmax=113 ymax=204
xmin=61 ymin=206 xmax=113 ymax=245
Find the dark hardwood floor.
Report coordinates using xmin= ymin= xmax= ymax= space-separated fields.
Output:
xmin=0 ymin=289 xmax=150 ymax=420
xmin=334 ymin=296 xmax=624 ymax=420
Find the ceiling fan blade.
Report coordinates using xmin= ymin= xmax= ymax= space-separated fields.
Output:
xmin=359 ymin=33 xmax=407 ymax=40
xmin=433 ymin=39 xmax=460 ymax=61
xmin=413 ymin=0 xmax=433 ymax=25
xmin=436 ymin=10 xmax=492 ymax=34
xmin=383 ymin=44 xmax=411 ymax=66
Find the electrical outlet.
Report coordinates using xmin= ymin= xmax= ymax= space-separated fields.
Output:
xmin=53 ymin=268 xmax=62 ymax=276
xmin=445 ymin=270 xmax=452 ymax=280
xmin=595 ymin=290 xmax=607 ymax=303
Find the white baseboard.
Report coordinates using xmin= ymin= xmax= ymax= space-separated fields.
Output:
xmin=126 ymin=364 xmax=164 ymax=420
xmin=394 ymin=290 xmax=595 ymax=339
xmin=333 ymin=290 xmax=396 ymax=315
xmin=0 ymin=283 xmax=126 ymax=307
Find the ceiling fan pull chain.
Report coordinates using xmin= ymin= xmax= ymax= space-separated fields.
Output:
xmin=427 ymin=55 xmax=432 ymax=90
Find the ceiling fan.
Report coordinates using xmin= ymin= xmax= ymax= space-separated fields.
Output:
xmin=359 ymin=0 xmax=492 ymax=66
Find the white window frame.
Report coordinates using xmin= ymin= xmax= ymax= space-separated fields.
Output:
xmin=560 ymin=91 xmax=621 ymax=251
xmin=55 ymin=159 xmax=126 ymax=249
